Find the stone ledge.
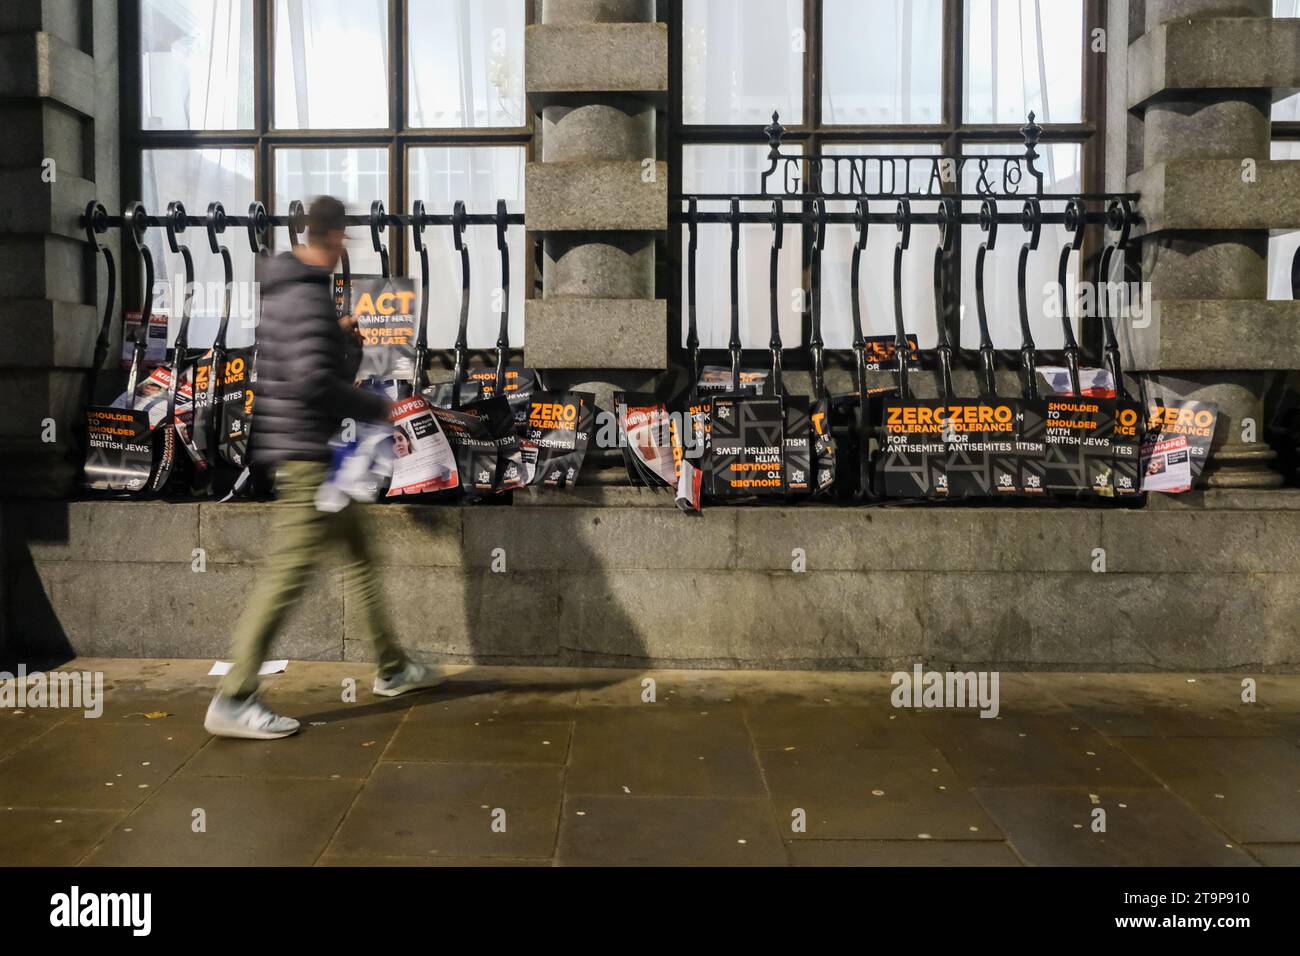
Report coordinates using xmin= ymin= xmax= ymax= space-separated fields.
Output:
xmin=12 ymin=561 xmax=343 ymax=662
xmin=9 ymin=502 xmax=201 ymax=565
xmin=0 ymin=440 xmax=78 ymax=499
xmin=196 ymin=502 xmax=465 ymax=568
xmin=526 ymin=23 xmax=667 ymax=101
xmin=345 ymin=567 xmax=561 ymax=661
xmin=525 ymin=161 xmax=667 ymax=231
xmin=1128 ymin=298 xmax=1300 ymax=371
xmin=1148 ymin=489 xmax=1300 ymax=511
xmin=12 ymin=498 xmax=1300 ymax=574
xmin=1129 ymin=17 xmax=1300 ymax=107
xmin=524 ymin=297 xmax=667 ymax=368
xmin=0 ymin=32 xmax=96 ymax=117
xmin=0 ymin=299 xmax=99 ymax=369
xmin=1129 ymin=160 xmax=1300 ymax=232
xmin=512 ymin=485 xmax=670 ymax=507
xmin=12 ymin=560 xmax=1298 ymax=671
xmin=8 ymin=500 xmax=1300 ymax=669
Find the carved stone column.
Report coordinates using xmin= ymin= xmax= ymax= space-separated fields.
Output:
xmin=524 ymin=0 xmax=667 ymax=374
xmin=0 ymin=0 xmax=120 ymax=498
xmin=1122 ymin=0 xmax=1300 ymax=487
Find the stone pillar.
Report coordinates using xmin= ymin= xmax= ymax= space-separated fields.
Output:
xmin=523 ymin=0 xmax=668 ymax=423
xmin=0 ymin=0 xmax=120 ymax=498
xmin=1122 ymin=0 xmax=1300 ymax=487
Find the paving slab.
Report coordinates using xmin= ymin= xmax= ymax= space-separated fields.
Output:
xmin=744 ymin=703 xmax=929 ymax=752
xmin=386 ymin=713 xmax=572 ymax=765
xmin=4 ymin=660 xmax=1299 ymax=867
xmin=1031 ymin=673 xmax=1272 ymax=738
xmin=555 ymin=796 xmax=786 ymax=867
xmin=918 ymin=714 xmax=1163 ymax=789
xmin=93 ymin=687 xmax=215 ymax=724
xmin=1243 ymin=845 xmax=1300 ymax=866
xmin=566 ymin=708 xmax=765 ymax=798
xmin=0 ymin=807 xmax=125 ymax=866
xmin=786 ymin=840 xmax=1024 ymax=867
xmin=326 ymin=762 xmax=563 ymax=860
xmin=975 ymin=787 xmax=1257 ymax=867
xmin=181 ymin=700 xmax=409 ymax=780
xmin=729 ymin=670 xmax=901 ymax=708
xmin=760 ymin=744 xmax=1001 ymax=842
xmin=315 ymin=852 xmax=551 ymax=867
xmin=83 ymin=775 xmax=360 ymax=866
xmin=1115 ymin=737 xmax=1300 ymax=843
xmin=576 ymin=668 xmax=749 ymax=707
xmin=0 ymin=720 xmax=208 ymax=811
xmin=0 ymin=707 xmax=67 ymax=760
xmin=395 ymin=669 xmax=581 ymax=722
xmin=68 ymin=657 xmax=218 ymax=690
xmin=898 ymin=672 xmax=1074 ymax=718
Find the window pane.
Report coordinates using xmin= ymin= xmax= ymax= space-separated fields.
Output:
xmin=822 ymin=145 xmax=943 ymax=350
xmin=408 ymin=0 xmax=525 ymax=128
xmin=822 ymin=0 xmax=943 ymax=125
xmin=142 ymin=149 xmax=258 ymax=348
xmin=141 ymin=0 xmax=254 ymax=130
xmin=273 ymin=148 xmax=390 ymax=275
xmin=1270 ymin=141 xmax=1299 ymax=300
xmin=959 ymin=142 xmax=1083 ymax=350
xmin=964 ymin=0 xmax=1083 ymax=124
xmin=681 ymin=144 xmax=803 ymax=350
xmin=407 ymin=147 xmax=526 ymax=348
xmin=1276 ymin=0 xmax=1300 ymax=121
xmin=682 ymin=0 xmax=803 ymax=126
xmin=274 ymin=0 xmax=389 ymax=129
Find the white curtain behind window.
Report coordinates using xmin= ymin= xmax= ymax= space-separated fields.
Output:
xmin=274 ymin=0 xmax=390 ymax=129
xmin=140 ymin=0 xmax=254 ymax=130
xmin=408 ymin=147 xmax=526 ymax=348
xmin=142 ymin=149 xmax=257 ymax=348
xmin=822 ymin=0 xmax=944 ymax=125
xmin=823 ymin=145 xmax=942 ymax=350
xmin=958 ymin=143 xmax=1083 ymax=350
xmin=681 ymin=145 xmax=804 ymax=351
xmin=408 ymin=0 xmax=525 ymax=128
xmin=682 ymin=0 xmax=804 ymax=125
xmin=964 ymin=0 xmax=1083 ymax=124
xmin=273 ymin=148 xmax=390 ymax=276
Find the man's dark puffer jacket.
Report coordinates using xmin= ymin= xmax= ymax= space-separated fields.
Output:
xmin=250 ymin=252 xmax=390 ymax=465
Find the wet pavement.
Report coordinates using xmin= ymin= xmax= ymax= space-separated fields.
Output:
xmin=1 ymin=660 xmax=1297 ymax=866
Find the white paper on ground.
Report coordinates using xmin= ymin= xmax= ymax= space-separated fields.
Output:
xmin=208 ymin=660 xmax=288 ymax=677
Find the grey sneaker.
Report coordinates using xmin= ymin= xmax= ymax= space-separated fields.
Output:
xmin=204 ymin=693 xmax=300 ymax=740
xmin=373 ymin=659 xmax=443 ymax=698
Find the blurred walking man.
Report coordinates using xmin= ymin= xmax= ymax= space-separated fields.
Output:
xmin=205 ymin=196 xmax=439 ymax=740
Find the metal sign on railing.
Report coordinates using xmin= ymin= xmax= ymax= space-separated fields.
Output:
xmin=760 ymin=111 xmax=1047 ymax=199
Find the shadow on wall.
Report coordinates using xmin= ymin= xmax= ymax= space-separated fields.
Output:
xmin=0 ymin=489 xmax=645 ymax=697
xmin=408 ymin=495 xmax=647 ymax=676
xmin=0 ymin=501 xmax=76 ymax=672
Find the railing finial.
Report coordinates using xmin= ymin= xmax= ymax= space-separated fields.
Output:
xmin=764 ymin=111 xmax=784 ymax=160
xmin=1021 ymin=111 xmax=1042 ymax=149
